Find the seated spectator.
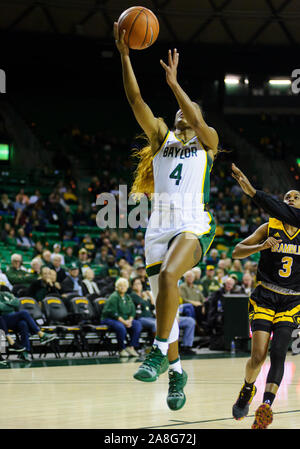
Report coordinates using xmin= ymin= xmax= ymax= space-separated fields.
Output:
xmin=41 ymin=250 xmax=52 ymax=268
xmin=207 ymin=277 xmax=236 ymax=350
xmin=26 ymin=266 xmax=60 ymax=303
xmin=101 ymin=277 xmax=142 ymax=357
xmin=1 ymin=222 xmax=12 ymax=241
xmin=130 ymin=277 xmax=156 ymax=337
xmin=50 ymin=254 xmax=67 ymax=283
xmin=116 ymin=241 xmax=134 ymax=265
xmin=16 ymin=228 xmax=34 ymax=249
xmin=229 ymin=259 xmax=244 ymax=282
xmin=205 ymin=249 xmax=219 ymax=267
xmin=61 ymin=262 xmax=84 ymax=297
xmin=51 ymin=243 xmax=65 ymax=265
xmin=78 ymin=248 xmax=92 ymax=275
xmin=81 ymin=235 xmax=96 ymax=259
xmin=240 ymin=272 xmax=254 ymax=296
xmin=135 ymin=263 xmax=150 ymax=291
xmin=200 ymin=265 xmax=220 ymax=298
xmin=28 ymin=257 xmax=42 ymax=279
xmin=179 ymin=270 xmax=206 ymax=331
xmin=6 ymin=254 xmax=37 ymax=291
xmin=62 ymin=217 xmax=77 ymax=241
xmin=0 ymin=269 xmax=12 ymax=291
xmin=178 ymin=313 xmax=197 ymax=355
xmin=238 ymin=218 xmax=249 ymax=238
xmin=0 ymin=291 xmax=56 ymax=361
xmin=191 ymin=267 xmax=203 ymax=288
xmin=82 ymin=268 xmax=100 ymax=296
xmin=64 ymin=246 xmax=77 ymax=266
xmin=6 ymin=228 xmax=17 ymax=246
xmin=33 ymin=240 xmax=44 ymax=258
xmin=0 ymin=194 xmax=14 ymax=214
xmin=73 ymin=203 xmax=88 ymax=226
xmin=49 ymin=269 xmax=62 ymax=294
xmin=106 ymin=255 xmax=120 ymax=278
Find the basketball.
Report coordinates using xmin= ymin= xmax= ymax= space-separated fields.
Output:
xmin=117 ymin=6 xmax=159 ymax=50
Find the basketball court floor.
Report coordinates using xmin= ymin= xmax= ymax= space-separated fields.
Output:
xmin=1 ymin=351 xmax=300 ymax=429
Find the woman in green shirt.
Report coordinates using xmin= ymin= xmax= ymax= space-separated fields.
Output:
xmin=101 ymin=277 xmax=142 ymax=357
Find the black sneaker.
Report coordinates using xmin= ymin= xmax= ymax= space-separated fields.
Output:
xmin=233 ymin=383 xmax=257 ymax=420
xmin=8 ymin=342 xmax=26 ymax=352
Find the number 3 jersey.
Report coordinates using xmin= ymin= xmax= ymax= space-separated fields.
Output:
xmin=257 ymin=217 xmax=300 ymax=292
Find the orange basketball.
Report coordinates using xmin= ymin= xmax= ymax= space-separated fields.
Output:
xmin=117 ymin=6 xmax=159 ymax=50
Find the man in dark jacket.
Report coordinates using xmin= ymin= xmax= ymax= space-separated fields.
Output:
xmin=0 ymin=292 xmax=56 ymax=361
xmin=61 ymin=262 xmax=84 ymax=296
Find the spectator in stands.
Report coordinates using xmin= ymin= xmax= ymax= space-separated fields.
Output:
xmin=192 ymin=267 xmax=202 ymax=287
xmin=51 ymin=243 xmax=65 ymax=265
xmin=101 ymin=277 xmax=142 ymax=357
xmin=78 ymin=248 xmax=92 ymax=275
xmin=50 ymin=254 xmax=67 ymax=283
xmin=130 ymin=277 xmax=156 ymax=337
xmin=82 ymin=268 xmax=100 ymax=297
xmin=238 ymin=218 xmax=249 ymax=239
xmin=16 ymin=228 xmax=34 ymax=249
xmin=207 ymin=277 xmax=236 ymax=350
xmin=64 ymin=246 xmax=77 ymax=266
xmin=41 ymin=250 xmax=52 ymax=268
xmin=61 ymin=262 xmax=84 ymax=297
xmin=229 ymin=259 xmax=244 ymax=282
xmin=26 ymin=266 xmax=60 ymax=303
xmin=28 ymin=257 xmax=42 ymax=279
xmin=0 ymin=194 xmax=14 ymax=214
xmin=0 ymin=291 xmax=56 ymax=361
xmin=106 ymin=254 xmax=120 ymax=278
xmin=81 ymin=235 xmax=96 ymax=259
xmin=179 ymin=270 xmax=206 ymax=332
xmin=1 ymin=222 xmax=12 ymax=241
xmin=205 ymin=248 xmax=219 ymax=267
xmin=49 ymin=269 xmax=62 ymax=294
xmin=62 ymin=217 xmax=77 ymax=242
xmin=0 ymin=269 xmax=12 ymax=291
xmin=33 ymin=241 xmax=44 ymax=258
xmin=135 ymin=263 xmax=150 ymax=291
xmin=178 ymin=313 xmax=197 ymax=355
xmin=240 ymin=272 xmax=254 ymax=296
xmin=6 ymin=254 xmax=37 ymax=291
xmin=6 ymin=228 xmax=17 ymax=246
xmin=116 ymin=241 xmax=134 ymax=265
xmin=73 ymin=203 xmax=88 ymax=226
xmin=201 ymin=265 xmax=220 ymax=298
xmin=217 ymin=204 xmax=230 ymax=224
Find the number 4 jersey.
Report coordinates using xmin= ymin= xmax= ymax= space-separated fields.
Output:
xmin=257 ymin=217 xmax=300 ymax=292
xmin=152 ymin=130 xmax=213 ymax=207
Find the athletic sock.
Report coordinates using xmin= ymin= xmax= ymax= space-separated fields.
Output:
xmin=154 ymin=336 xmax=168 ymax=356
xmin=263 ymin=391 xmax=275 ymax=406
xmin=169 ymin=357 xmax=183 ymax=374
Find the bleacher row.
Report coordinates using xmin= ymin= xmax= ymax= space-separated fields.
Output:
xmin=4 ymin=294 xmax=152 ymax=360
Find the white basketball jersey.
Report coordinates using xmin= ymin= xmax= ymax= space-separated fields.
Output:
xmin=152 ymin=130 xmax=213 ymax=210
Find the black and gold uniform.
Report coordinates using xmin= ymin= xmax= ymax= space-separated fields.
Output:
xmin=249 ymin=217 xmax=300 ymax=332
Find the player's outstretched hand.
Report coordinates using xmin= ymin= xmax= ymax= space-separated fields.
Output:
xmin=160 ymin=49 xmax=179 ymax=88
xmin=231 ymin=163 xmax=256 ymax=197
xmin=260 ymin=236 xmax=282 ymax=251
xmin=114 ymin=22 xmax=129 ymax=56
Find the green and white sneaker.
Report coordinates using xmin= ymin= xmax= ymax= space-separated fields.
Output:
xmin=133 ymin=345 xmax=169 ymax=382
xmin=167 ymin=369 xmax=188 ymax=411
xmin=40 ymin=333 xmax=57 ymax=345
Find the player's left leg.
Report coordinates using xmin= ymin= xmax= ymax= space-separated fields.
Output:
xmin=252 ymin=325 xmax=293 ymax=429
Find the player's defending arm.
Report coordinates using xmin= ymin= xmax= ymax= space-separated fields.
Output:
xmin=160 ymin=49 xmax=219 ymax=158
xmin=232 ymin=163 xmax=300 ymax=227
xmin=114 ymin=23 xmax=168 ymax=155
xmin=232 ymin=223 xmax=282 ymax=259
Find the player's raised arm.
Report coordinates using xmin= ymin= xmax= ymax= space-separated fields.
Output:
xmin=114 ymin=23 xmax=168 ymax=154
xmin=160 ymin=49 xmax=219 ymax=157
xmin=232 ymin=163 xmax=300 ymax=227
xmin=232 ymin=223 xmax=282 ymax=259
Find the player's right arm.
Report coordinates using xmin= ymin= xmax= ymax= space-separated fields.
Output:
xmin=232 ymin=223 xmax=282 ymax=259
xmin=114 ymin=23 xmax=168 ymax=155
